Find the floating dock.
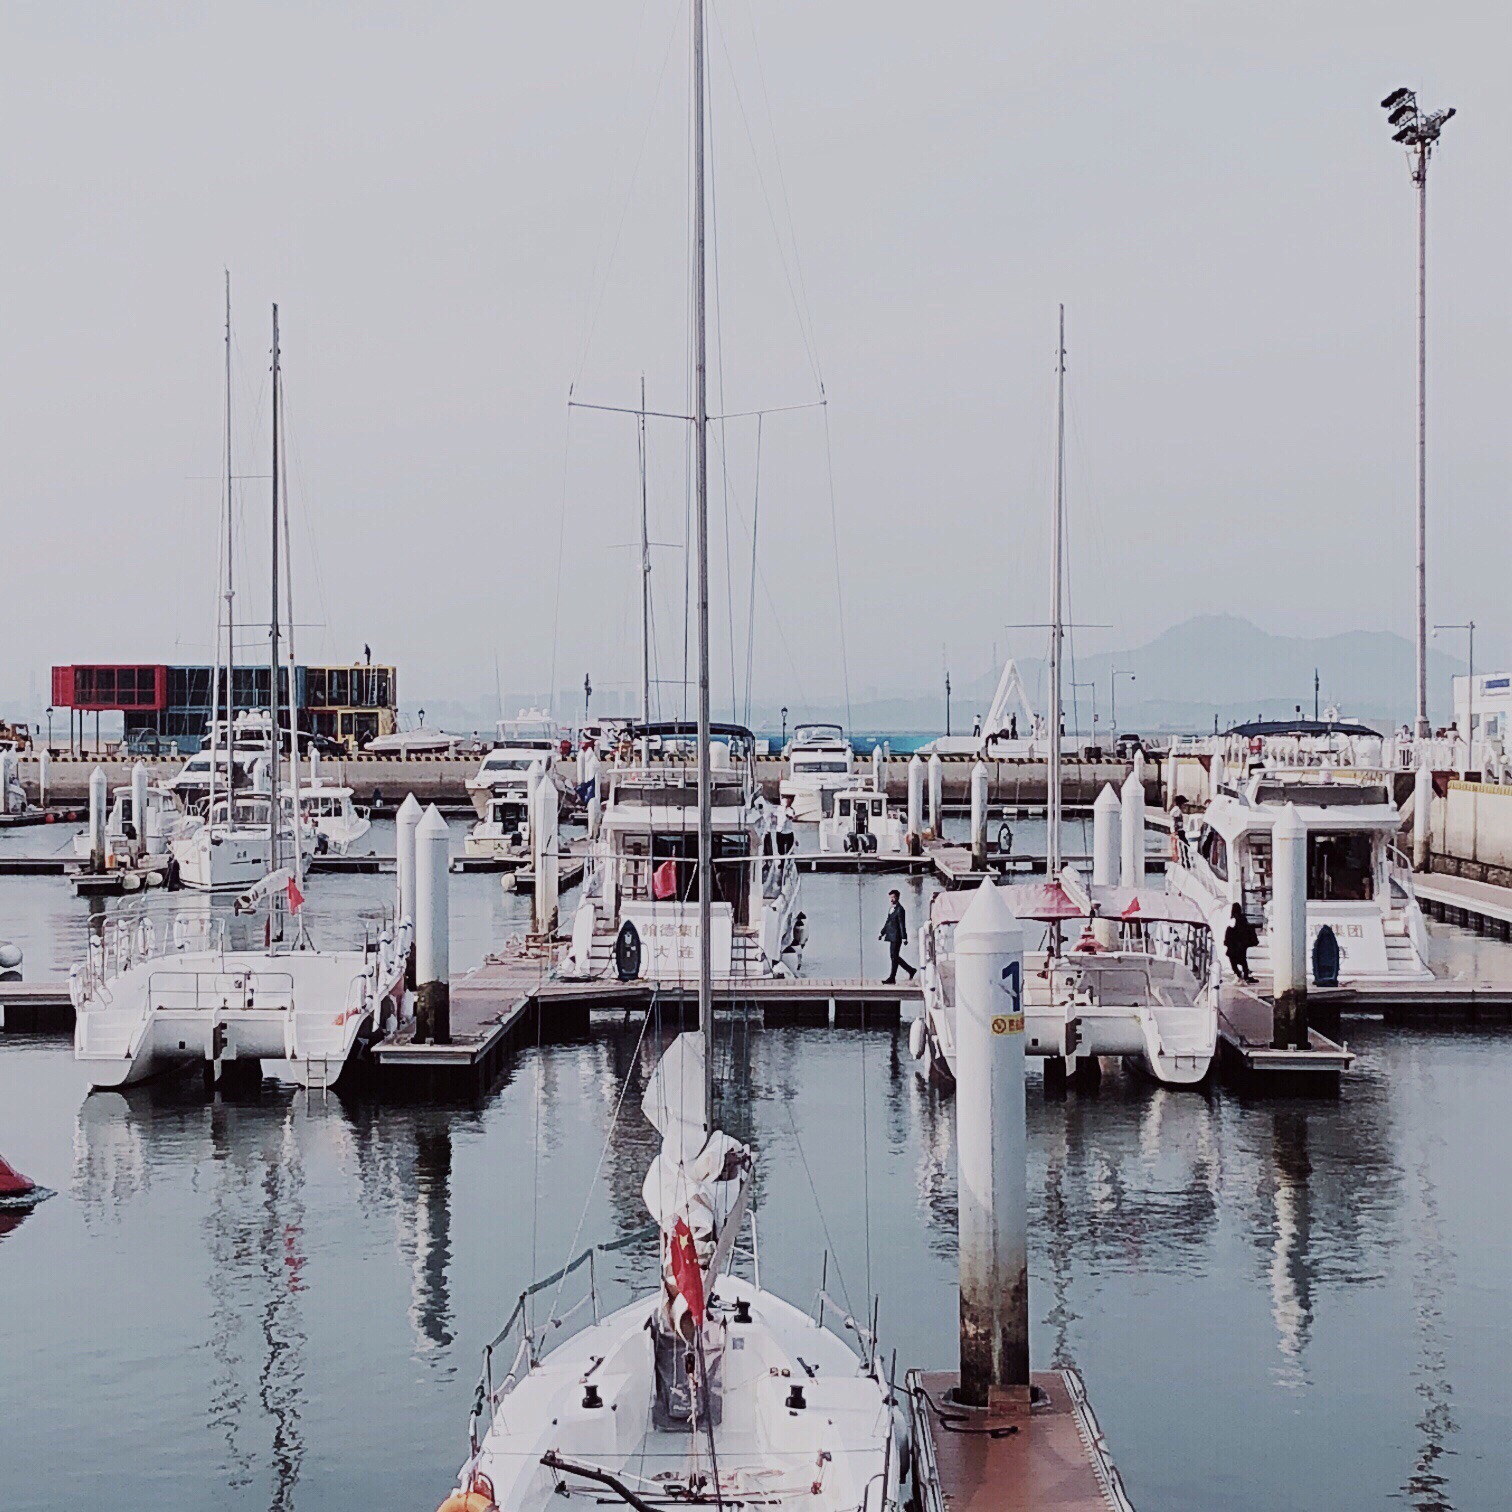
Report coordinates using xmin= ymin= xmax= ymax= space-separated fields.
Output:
xmin=1216 ymin=983 xmax=1353 ymax=1094
xmin=908 ymin=1368 xmax=1133 ymax=1511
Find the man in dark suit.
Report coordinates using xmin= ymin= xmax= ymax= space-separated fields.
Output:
xmin=880 ymin=889 xmax=915 ymax=983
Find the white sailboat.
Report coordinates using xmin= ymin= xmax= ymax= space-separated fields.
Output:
xmin=439 ymin=11 xmax=898 ymax=1504
xmin=73 ymin=305 xmax=410 ymax=1092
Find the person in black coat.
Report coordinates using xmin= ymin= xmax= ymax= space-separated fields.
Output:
xmin=1224 ymin=902 xmax=1258 ymax=983
xmin=880 ymin=890 xmax=915 ymax=983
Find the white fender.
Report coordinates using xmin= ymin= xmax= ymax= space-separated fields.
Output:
xmin=909 ymin=1016 xmax=928 ymax=1060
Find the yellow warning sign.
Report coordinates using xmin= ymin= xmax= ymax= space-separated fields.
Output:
xmin=992 ymin=1014 xmax=1025 ymax=1035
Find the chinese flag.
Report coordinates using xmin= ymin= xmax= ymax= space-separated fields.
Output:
xmin=652 ymin=859 xmax=678 ymax=900
xmin=669 ymin=1217 xmax=705 ymax=1327
xmin=287 ymin=875 xmax=305 ymax=913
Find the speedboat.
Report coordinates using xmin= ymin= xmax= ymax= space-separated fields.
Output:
xmin=817 ymin=775 xmax=908 ymax=854
xmin=562 ymin=722 xmax=802 ymax=983
xmin=464 ymin=793 xmax=530 ymax=860
xmin=1167 ymin=761 xmax=1432 ymax=986
xmin=913 ymin=876 xmax=1219 ymax=1087
xmin=465 ymin=710 xmax=565 ymax=820
xmin=777 ymin=722 xmax=853 ymax=821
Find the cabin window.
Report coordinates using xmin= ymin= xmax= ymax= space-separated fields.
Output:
xmin=838 ymin=799 xmax=851 ymax=817
xmin=795 ymin=759 xmax=848 ymax=774
xmin=1307 ymin=832 xmax=1373 ymax=902
xmin=1198 ymin=826 xmax=1228 ymax=882
xmin=872 ymin=800 xmax=884 ymax=816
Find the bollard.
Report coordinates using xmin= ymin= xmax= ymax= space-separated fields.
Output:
xmin=88 ymin=765 xmax=108 ymax=873
xmin=1120 ymin=769 xmax=1145 ymax=887
xmin=1091 ymin=783 xmax=1121 ymax=948
xmin=131 ymin=762 xmax=150 ymax=863
xmin=308 ymin=746 xmax=320 ymax=786
xmin=396 ymin=793 xmax=422 ymax=995
xmin=969 ymin=762 xmax=988 ymax=869
xmin=39 ymin=749 xmax=50 ymax=809
xmin=414 ymin=804 xmax=451 ymax=1044
xmin=532 ymin=773 xmax=560 ymax=937
xmin=1413 ymin=762 xmax=1433 ymax=871
xmin=907 ymin=754 xmax=924 ymax=839
xmin=928 ymin=752 xmax=943 ymax=838
xmin=955 ymin=879 xmax=1028 ymax=1406
xmin=871 ymin=743 xmax=885 ymax=791
xmin=1271 ymin=804 xmax=1308 ymax=1050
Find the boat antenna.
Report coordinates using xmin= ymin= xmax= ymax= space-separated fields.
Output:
xmin=1048 ymin=306 xmax=1066 ymax=893
xmin=693 ymin=0 xmax=713 ymax=1134
xmin=268 ymin=303 xmax=283 ymax=934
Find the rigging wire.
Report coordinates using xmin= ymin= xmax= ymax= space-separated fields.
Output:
xmin=742 ymin=415 xmax=762 ymax=728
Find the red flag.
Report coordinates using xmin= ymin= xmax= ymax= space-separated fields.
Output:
xmin=669 ymin=1217 xmax=705 ymax=1327
xmin=1121 ymin=895 xmax=1141 ymax=918
xmin=286 ymin=875 xmax=305 ymax=913
xmin=652 ymin=859 xmax=678 ymax=900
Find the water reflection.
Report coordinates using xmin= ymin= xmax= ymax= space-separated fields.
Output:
xmin=1266 ymin=1110 xmax=1314 ymax=1388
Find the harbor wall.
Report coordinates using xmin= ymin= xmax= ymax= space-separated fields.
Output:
xmin=14 ymin=754 xmax=1155 ymax=812
xmin=1431 ymin=779 xmax=1512 ymax=886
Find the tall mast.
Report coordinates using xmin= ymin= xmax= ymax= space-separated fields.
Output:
xmin=692 ymin=0 xmax=713 ymax=1133
xmin=279 ymin=342 xmax=307 ymax=933
xmin=1048 ymin=306 xmax=1066 ymax=883
xmin=213 ymin=272 xmax=233 ymax=817
xmin=639 ymin=373 xmax=652 ymax=726
xmin=268 ymin=304 xmax=283 ymax=892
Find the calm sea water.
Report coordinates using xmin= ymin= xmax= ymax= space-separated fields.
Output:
xmin=2 ymin=820 xmax=1510 ymax=1511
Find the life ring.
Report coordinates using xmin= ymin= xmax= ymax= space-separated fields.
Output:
xmin=436 ymin=1472 xmax=497 ymax=1512
xmin=1248 ymin=735 xmax=1263 ymax=755
xmin=997 ymin=821 xmax=1013 ymax=855
xmin=614 ymin=920 xmax=643 ymax=982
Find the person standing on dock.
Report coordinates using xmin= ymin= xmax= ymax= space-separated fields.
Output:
xmin=1224 ymin=902 xmax=1258 ymax=983
xmin=880 ymin=889 xmax=916 ymax=983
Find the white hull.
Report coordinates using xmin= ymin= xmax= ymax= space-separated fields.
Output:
xmin=73 ymin=933 xmax=408 ymax=1092
xmin=171 ymin=828 xmax=271 ymax=892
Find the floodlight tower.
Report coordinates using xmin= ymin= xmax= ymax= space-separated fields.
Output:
xmin=1380 ymin=87 xmax=1455 ymax=740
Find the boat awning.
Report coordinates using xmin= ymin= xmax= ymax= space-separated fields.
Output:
xmin=930 ymin=882 xmax=1206 ymax=927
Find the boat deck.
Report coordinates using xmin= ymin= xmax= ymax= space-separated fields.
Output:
xmin=1215 ymin=982 xmax=1353 ymax=1094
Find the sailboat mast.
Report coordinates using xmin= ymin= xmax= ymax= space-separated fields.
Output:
xmin=639 ymin=373 xmax=652 ymax=726
xmin=1048 ymin=305 xmax=1066 ymax=881
xmin=268 ymin=304 xmax=283 ymax=884
xmin=692 ymin=0 xmax=713 ymax=1132
xmin=214 ymin=273 xmax=233 ymax=817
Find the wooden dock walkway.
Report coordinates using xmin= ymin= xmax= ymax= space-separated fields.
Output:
xmin=1416 ymin=873 xmax=1512 ymax=937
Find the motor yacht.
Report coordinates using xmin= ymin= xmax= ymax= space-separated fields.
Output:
xmin=465 ymin=710 xmax=565 ymax=821
xmin=1167 ymin=762 xmax=1431 ymax=985
xmin=564 ymin=724 xmax=802 ymax=983
xmin=777 ymin=722 xmax=853 ymax=822
xmin=71 ymin=783 xmax=201 ymax=865
xmin=913 ymin=876 xmax=1218 ymax=1087
xmin=817 ymin=775 xmax=908 ymax=855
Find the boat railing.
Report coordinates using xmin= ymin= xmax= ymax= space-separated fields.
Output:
xmin=469 ymin=1219 xmax=658 ymax=1450
xmin=143 ymin=968 xmax=297 ymax=1013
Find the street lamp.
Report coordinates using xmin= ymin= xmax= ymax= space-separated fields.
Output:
xmin=1381 ymin=86 xmax=1456 ymax=739
xmin=944 ymin=671 xmax=952 ymax=738
xmin=1433 ymin=620 xmax=1474 ymax=759
xmin=46 ymin=707 xmax=54 ymax=751
xmin=1111 ymin=670 xmax=1136 ymax=730
xmin=780 ymin=706 xmax=788 ymax=748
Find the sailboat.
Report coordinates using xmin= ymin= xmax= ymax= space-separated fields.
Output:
xmin=74 ymin=306 xmax=410 ymax=1092
xmin=913 ymin=309 xmax=1219 ymax=1088
xmin=438 ymin=8 xmax=899 ymax=1505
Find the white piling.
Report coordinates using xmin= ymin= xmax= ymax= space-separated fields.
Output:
xmin=130 ymin=762 xmax=150 ymax=862
xmin=88 ymin=765 xmax=108 ymax=872
xmin=871 ymin=743 xmax=885 ymax=790
xmin=0 ymin=752 xmax=12 ymax=815
xmin=928 ymin=751 xmax=943 ymax=837
xmin=1413 ymin=761 xmax=1433 ymax=871
xmin=955 ymin=879 xmax=1028 ymax=1406
xmin=38 ymin=749 xmax=50 ymax=809
xmin=532 ymin=773 xmax=560 ymax=937
xmin=1271 ymin=804 xmax=1308 ymax=1049
xmin=907 ymin=754 xmax=924 ymax=838
xmin=1092 ymin=783 xmax=1121 ymax=948
xmin=396 ymin=792 xmax=422 ymax=1000
xmin=1120 ymin=769 xmax=1145 ymax=887
xmin=414 ymin=804 xmax=451 ymax=1044
xmin=969 ymin=762 xmax=989 ymax=868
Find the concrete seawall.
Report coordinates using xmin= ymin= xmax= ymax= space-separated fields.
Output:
xmin=12 ymin=753 xmax=1157 ymax=810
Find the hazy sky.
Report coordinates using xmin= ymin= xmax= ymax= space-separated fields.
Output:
xmin=2 ymin=1 xmax=1506 ymax=721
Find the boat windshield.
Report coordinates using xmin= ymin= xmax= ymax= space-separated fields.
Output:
xmin=793 ymin=759 xmax=849 ymax=773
